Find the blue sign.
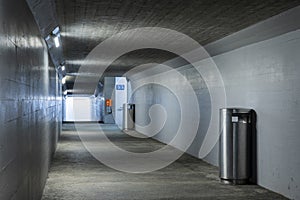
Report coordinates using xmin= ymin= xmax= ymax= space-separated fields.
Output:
xmin=116 ymin=84 xmax=125 ymax=90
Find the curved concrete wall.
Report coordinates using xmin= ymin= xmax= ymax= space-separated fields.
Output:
xmin=0 ymin=0 xmax=61 ymax=199
xmin=130 ymin=7 xmax=300 ymax=200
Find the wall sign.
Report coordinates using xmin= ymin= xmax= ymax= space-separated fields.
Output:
xmin=116 ymin=84 xmax=125 ymax=90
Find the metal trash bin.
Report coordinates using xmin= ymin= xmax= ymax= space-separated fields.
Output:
xmin=219 ymin=108 xmax=253 ymax=184
xmin=123 ymin=103 xmax=135 ymax=130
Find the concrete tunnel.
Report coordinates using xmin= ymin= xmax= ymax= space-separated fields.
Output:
xmin=0 ymin=0 xmax=300 ymax=199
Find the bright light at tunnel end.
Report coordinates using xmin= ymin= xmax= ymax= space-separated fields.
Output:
xmin=73 ymin=27 xmax=226 ymax=173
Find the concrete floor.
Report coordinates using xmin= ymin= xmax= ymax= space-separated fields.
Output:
xmin=42 ymin=123 xmax=287 ymax=200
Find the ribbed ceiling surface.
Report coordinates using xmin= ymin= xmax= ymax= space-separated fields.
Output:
xmin=55 ymin=0 xmax=300 ymax=88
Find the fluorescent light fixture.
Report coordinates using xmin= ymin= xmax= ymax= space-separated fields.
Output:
xmin=54 ymin=36 xmax=60 ymax=48
xmin=61 ymin=65 xmax=65 ymax=71
xmin=62 ymin=77 xmax=66 ymax=84
xmin=45 ymin=27 xmax=61 ymax=49
xmin=52 ymin=27 xmax=60 ymax=35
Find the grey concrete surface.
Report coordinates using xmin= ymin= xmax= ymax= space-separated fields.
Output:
xmin=55 ymin=0 xmax=300 ymax=76
xmin=42 ymin=123 xmax=287 ymax=200
xmin=52 ymin=0 xmax=300 ymax=93
xmin=0 ymin=0 xmax=62 ymax=199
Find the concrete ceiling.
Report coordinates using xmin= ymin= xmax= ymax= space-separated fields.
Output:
xmin=55 ymin=0 xmax=300 ymax=89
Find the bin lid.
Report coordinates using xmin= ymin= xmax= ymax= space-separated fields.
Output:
xmin=220 ymin=108 xmax=253 ymax=114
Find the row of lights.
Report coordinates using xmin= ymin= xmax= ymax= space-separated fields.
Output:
xmin=59 ymin=64 xmax=67 ymax=96
xmin=45 ymin=26 xmax=68 ymax=96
